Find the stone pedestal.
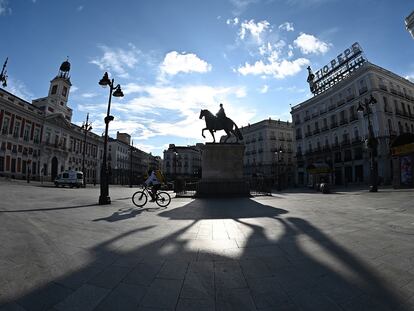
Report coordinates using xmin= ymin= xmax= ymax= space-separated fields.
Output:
xmin=196 ymin=143 xmax=249 ymax=197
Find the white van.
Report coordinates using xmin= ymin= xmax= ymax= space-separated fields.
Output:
xmin=54 ymin=171 xmax=84 ymax=188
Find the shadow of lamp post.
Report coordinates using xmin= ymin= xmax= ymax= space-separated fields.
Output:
xmin=81 ymin=113 xmax=92 ymax=188
xmin=98 ymin=72 xmax=124 ymax=205
xmin=130 ymin=140 xmax=134 ymax=188
xmin=0 ymin=57 xmax=8 ymax=87
xmin=357 ymin=94 xmax=378 ymax=192
xmin=275 ymin=146 xmax=283 ymax=191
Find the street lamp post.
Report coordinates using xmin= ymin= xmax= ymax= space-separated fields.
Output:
xmin=275 ymin=146 xmax=283 ymax=191
xmin=357 ymin=95 xmax=378 ymax=192
xmin=129 ymin=140 xmax=133 ymax=188
xmin=98 ymin=72 xmax=124 ymax=205
xmin=0 ymin=57 xmax=8 ymax=87
xmin=81 ymin=113 xmax=92 ymax=188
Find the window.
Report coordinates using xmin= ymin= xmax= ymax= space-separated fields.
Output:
xmin=388 ymin=119 xmax=393 ymax=134
xmin=34 ymin=129 xmax=40 ymax=144
xmin=62 ymin=86 xmax=68 ymax=97
xmin=13 ymin=121 xmax=20 ymax=138
xmin=383 ymin=97 xmax=389 ymax=112
xmin=2 ymin=117 xmax=10 ymax=135
xmin=51 ymin=85 xmax=58 ymax=95
xmin=45 ymin=131 xmax=51 ymax=144
xmin=23 ymin=125 xmax=30 ymax=141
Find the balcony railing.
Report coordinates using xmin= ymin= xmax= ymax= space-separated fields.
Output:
xmin=296 ymin=134 xmax=302 ymax=140
xmin=346 ymin=94 xmax=355 ymax=102
xmin=349 ymin=114 xmax=357 ymax=122
xmin=304 ymin=116 xmax=310 ymax=121
xmin=313 ymin=129 xmax=320 ymax=134
xmin=305 ymin=132 xmax=312 ymax=137
xmin=337 ymin=100 xmax=346 ymax=107
xmin=340 ymin=118 xmax=348 ymax=125
xmin=321 ymin=126 xmax=329 ymax=132
xmin=379 ymin=84 xmax=387 ymax=91
xmin=330 ymin=122 xmax=338 ymax=129
xmin=359 ymin=86 xmax=368 ymax=95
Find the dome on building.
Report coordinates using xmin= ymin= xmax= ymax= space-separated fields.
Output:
xmin=59 ymin=60 xmax=71 ymax=72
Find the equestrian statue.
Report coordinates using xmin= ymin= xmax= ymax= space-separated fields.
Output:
xmin=199 ymin=103 xmax=243 ymax=143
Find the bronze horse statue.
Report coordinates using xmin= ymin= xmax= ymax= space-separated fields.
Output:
xmin=199 ymin=109 xmax=243 ymax=143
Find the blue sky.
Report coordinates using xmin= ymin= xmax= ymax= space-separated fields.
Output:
xmin=1 ymin=0 xmax=413 ymax=156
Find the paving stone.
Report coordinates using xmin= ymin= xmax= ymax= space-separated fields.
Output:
xmin=87 ymin=265 xmax=131 ymax=289
xmin=123 ymin=262 xmax=164 ymax=286
xmin=54 ymin=284 xmax=109 ymax=311
xmin=239 ymin=259 xmax=271 ymax=279
xmin=94 ymin=283 xmax=147 ymax=311
xmin=180 ymin=262 xmax=215 ymax=300
xmin=247 ymin=277 xmax=292 ymax=310
xmin=0 ymin=303 xmax=27 ymax=311
xmin=157 ymin=260 xmax=189 ymax=280
xmin=13 ymin=282 xmax=73 ymax=311
xmin=176 ymin=298 xmax=215 ymax=311
xmin=216 ymin=288 xmax=257 ymax=311
xmin=214 ymin=261 xmax=247 ymax=290
xmin=140 ymin=278 xmax=183 ymax=309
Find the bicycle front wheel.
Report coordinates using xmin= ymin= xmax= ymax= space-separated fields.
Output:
xmin=132 ymin=191 xmax=148 ymax=207
xmin=155 ymin=191 xmax=171 ymax=207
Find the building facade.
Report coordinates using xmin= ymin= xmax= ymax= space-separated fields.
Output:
xmin=239 ymin=119 xmax=295 ymax=187
xmin=0 ymin=61 xmax=104 ymax=183
xmin=291 ymin=46 xmax=414 ymax=187
xmin=163 ymin=144 xmax=202 ymax=180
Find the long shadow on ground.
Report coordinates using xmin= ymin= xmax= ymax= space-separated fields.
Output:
xmin=0 ymin=198 xmax=409 ymax=311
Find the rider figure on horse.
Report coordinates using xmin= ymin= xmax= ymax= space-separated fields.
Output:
xmin=215 ymin=103 xmax=226 ymax=130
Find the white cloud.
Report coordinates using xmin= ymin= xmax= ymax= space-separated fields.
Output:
xmin=6 ymin=77 xmax=33 ymax=101
xmin=293 ymin=33 xmax=330 ymax=55
xmin=70 ymin=85 xmax=79 ymax=93
xmin=226 ymin=17 xmax=239 ymax=25
xmin=238 ymin=57 xmax=309 ymax=79
xmin=405 ymin=74 xmax=414 ymax=82
xmin=260 ymin=85 xmax=269 ymax=93
xmin=0 ymin=0 xmax=11 ymax=15
xmin=229 ymin=0 xmax=258 ymax=15
xmin=160 ymin=51 xmax=212 ymax=76
xmin=278 ymin=22 xmax=294 ymax=32
xmin=88 ymin=83 xmax=255 ymax=142
xmin=239 ymin=19 xmax=270 ymax=44
xmin=90 ymin=44 xmax=140 ymax=78
xmin=77 ymin=5 xmax=84 ymax=11
xmin=81 ymin=92 xmax=98 ymax=98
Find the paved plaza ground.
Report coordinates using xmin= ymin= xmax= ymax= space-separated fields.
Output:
xmin=0 ymin=179 xmax=414 ymax=311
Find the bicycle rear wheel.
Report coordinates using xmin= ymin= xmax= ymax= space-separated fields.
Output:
xmin=155 ymin=191 xmax=171 ymax=207
xmin=132 ymin=191 xmax=148 ymax=207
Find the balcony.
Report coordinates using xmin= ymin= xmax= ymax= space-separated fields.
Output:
xmin=304 ymin=116 xmax=310 ymax=121
xmin=346 ymin=94 xmax=355 ymax=102
xmin=340 ymin=118 xmax=348 ymax=125
xmin=321 ymin=126 xmax=329 ymax=132
xmin=305 ymin=132 xmax=312 ymax=137
xmin=337 ymin=100 xmax=346 ymax=107
xmin=349 ymin=114 xmax=357 ymax=122
xmin=390 ymin=88 xmax=397 ymax=95
xmin=279 ymin=137 xmax=285 ymax=141
xmin=330 ymin=122 xmax=338 ymax=129
xmin=295 ymin=120 xmax=301 ymax=125
xmin=328 ymin=105 xmax=336 ymax=111
xmin=352 ymin=137 xmax=362 ymax=145
xmin=359 ymin=86 xmax=368 ymax=95
xmin=341 ymin=139 xmax=351 ymax=146
xmin=296 ymin=134 xmax=302 ymax=140
xmin=313 ymin=128 xmax=320 ymax=135
xmin=320 ymin=109 xmax=327 ymax=115
xmin=379 ymin=84 xmax=387 ymax=91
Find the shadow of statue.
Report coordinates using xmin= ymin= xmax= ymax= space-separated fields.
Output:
xmin=1 ymin=198 xmax=410 ymax=311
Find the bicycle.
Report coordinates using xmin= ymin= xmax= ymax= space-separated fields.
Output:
xmin=132 ymin=184 xmax=171 ymax=208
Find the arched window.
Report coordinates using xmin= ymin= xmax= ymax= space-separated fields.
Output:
xmin=398 ymin=121 xmax=403 ymax=134
xmin=388 ymin=119 xmax=393 ymax=135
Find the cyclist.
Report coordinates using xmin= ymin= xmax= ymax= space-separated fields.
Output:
xmin=144 ymin=169 xmax=161 ymax=202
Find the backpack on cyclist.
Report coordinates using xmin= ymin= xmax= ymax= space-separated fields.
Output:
xmin=155 ymin=170 xmax=166 ymax=184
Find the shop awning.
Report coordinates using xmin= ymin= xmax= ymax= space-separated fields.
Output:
xmin=306 ymin=163 xmax=331 ymax=174
xmin=391 ymin=133 xmax=414 ymax=156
